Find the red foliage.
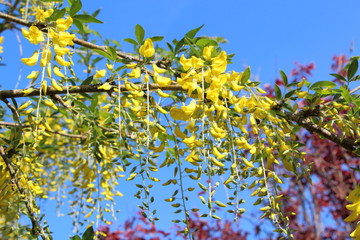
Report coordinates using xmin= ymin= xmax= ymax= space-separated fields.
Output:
xmin=97 ymin=212 xmax=248 ymax=240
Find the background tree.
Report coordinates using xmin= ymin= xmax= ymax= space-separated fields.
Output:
xmin=0 ymin=1 xmax=359 ymax=240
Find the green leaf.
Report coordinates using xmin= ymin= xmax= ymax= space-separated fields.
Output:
xmin=81 ymin=76 xmax=93 ymax=85
xmin=68 ymin=0 xmax=75 ymax=5
xmin=340 ymin=86 xmax=352 ymax=103
xmin=72 ymin=19 xmax=85 ymax=33
xmin=274 ymin=84 xmax=281 ymax=100
xmin=185 ymin=24 xmax=204 ymax=39
xmin=280 ymin=70 xmax=288 ymax=86
xmin=240 ymin=67 xmax=251 ymax=84
xmin=166 ymin=42 xmax=174 ymax=53
xmin=150 ymin=36 xmax=164 ymax=42
xmin=135 ymin=24 xmax=145 ymax=43
xmin=175 ymin=38 xmax=185 ymax=53
xmin=73 ymin=14 xmax=103 ymax=23
xmin=93 ymin=49 xmax=113 ymax=60
xmin=48 ymin=8 xmax=66 ymax=21
xmin=107 ymin=47 xmax=118 ymax=60
xmin=309 ymin=81 xmax=336 ymax=90
xmin=195 ymin=38 xmax=218 ymax=48
xmin=284 ymin=89 xmax=296 ymax=99
xmin=330 ymin=73 xmax=346 ymax=81
xmin=70 ymin=0 xmax=82 ymax=16
xmin=348 ymin=59 xmax=358 ymax=80
xmin=123 ymin=38 xmax=138 ymax=45
xmin=82 ymin=226 xmax=94 ymax=240
xmin=70 ymin=236 xmax=81 ymax=240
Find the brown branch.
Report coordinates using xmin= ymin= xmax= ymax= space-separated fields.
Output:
xmin=0 ymin=0 xmax=12 ymax=7
xmin=0 ymin=83 xmax=183 ymax=99
xmin=0 ymin=146 xmax=49 ymax=240
xmin=285 ymin=110 xmax=358 ymax=153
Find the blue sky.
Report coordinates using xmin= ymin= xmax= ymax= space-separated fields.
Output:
xmin=1 ymin=0 xmax=360 ymax=239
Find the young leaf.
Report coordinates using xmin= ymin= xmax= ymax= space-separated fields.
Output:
xmin=347 ymin=59 xmax=358 ymax=80
xmin=82 ymin=226 xmax=94 ymax=240
xmin=107 ymin=46 xmax=118 ymax=60
xmin=48 ymin=8 xmax=66 ymax=21
xmin=309 ymin=81 xmax=336 ymax=90
xmin=280 ymin=70 xmax=288 ymax=86
xmin=135 ymin=24 xmax=145 ymax=43
xmin=196 ymin=38 xmax=218 ymax=48
xmin=240 ymin=67 xmax=251 ymax=84
xmin=73 ymin=14 xmax=103 ymax=23
xmin=72 ymin=19 xmax=85 ymax=33
xmin=150 ymin=36 xmax=164 ymax=42
xmin=185 ymin=24 xmax=204 ymax=39
xmin=340 ymin=86 xmax=352 ymax=103
xmin=70 ymin=0 xmax=82 ymax=16
xmin=274 ymin=84 xmax=282 ymax=100
xmin=123 ymin=38 xmax=138 ymax=45
xmin=93 ymin=49 xmax=113 ymax=60
xmin=330 ymin=73 xmax=346 ymax=81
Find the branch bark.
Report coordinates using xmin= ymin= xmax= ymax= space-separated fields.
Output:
xmin=284 ymin=110 xmax=358 ymax=153
xmin=0 ymin=83 xmax=183 ymax=98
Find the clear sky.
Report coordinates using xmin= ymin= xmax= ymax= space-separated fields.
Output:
xmin=1 ymin=0 xmax=360 ymax=239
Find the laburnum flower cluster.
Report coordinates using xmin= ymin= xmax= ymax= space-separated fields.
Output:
xmin=21 ymin=7 xmax=74 ymax=81
xmin=345 ymin=185 xmax=360 ymax=239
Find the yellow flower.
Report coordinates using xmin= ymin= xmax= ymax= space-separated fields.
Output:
xmin=153 ymin=64 xmax=166 ymax=73
xmin=139 ymin=38 xmax=155 ymax=58
xmin=21 ymin=52 xmax=39 ymax=66
xmin=26 ymin=70 xmax=40 ymax=79
xmin=56 ymin=17 xmax=73 ymax=31
xmin=52 ymin=31 xmax=75 ymax=47
xmin=345 ymin=185 xmax=360 ymax=223
xmin=211 ymin=51 xmax=227 ymax=74
xmin=350 ymin=223 xmax=360 ymax=239
xmin=54 ymin=44 xmax=70 ymax=56
xmin=154 ymin=74 xmax=172 ymax=87
xmin=180 ymin=55 xmax=192 ymax=71
xmin=98 ymin=82 xmax=113 ymax=91
xmin=128 ymin=67 xmax=141 ymax=79
xmin=40 ymin=48 xmax=52 ymax=67
xmin=0 ymin=46 xmax=3 ymax=54
xmin=203 ymin=46 xmax=214 ymax=61
xmin=170 ymin=107 xmax=190 ymax=121
xmin=181 ymin=99 xmax=197 ymax=116
xmin=94 ymin=69 xmax=107 ymax=78
xmin=297 ymin=91 xmax=308 ymax=98
xmin=53 ymin=66 xmax=65 ymax=78
xmin=0 ymin=36 xmax=3 ymax=44
xmin=55 ymin=55 xmax=70 ymax=67
xmin=22 ymin=26 xmax=45 ymax=45
xmin=35 ymin=7 xmax=54 ymax=22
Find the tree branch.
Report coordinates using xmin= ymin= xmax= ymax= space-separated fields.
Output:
xmin=285 ymin=110 xmax=358 ymax=153
xmin=0 ymin=83 xmax=183 ymax=99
